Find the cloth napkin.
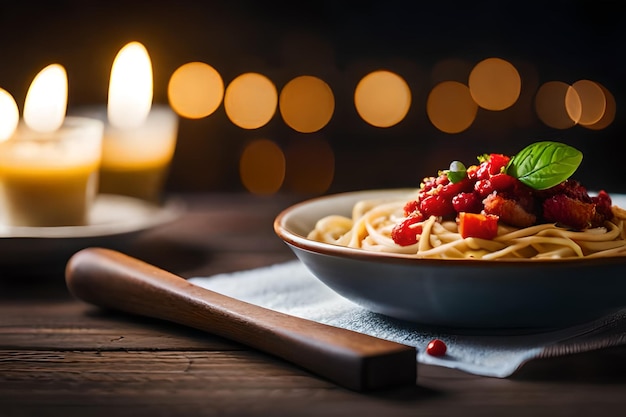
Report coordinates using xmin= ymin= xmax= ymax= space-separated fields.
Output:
xmin=189 ymin=260 xmax=626 ymax=378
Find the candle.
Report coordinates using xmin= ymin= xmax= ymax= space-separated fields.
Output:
xmin=75 ymin=42 xmax=179 ymax=203
xmin=0 ymin=65 xmax=103 ymax=227
xmin=95 ymin=105 xmax=177 ymax=204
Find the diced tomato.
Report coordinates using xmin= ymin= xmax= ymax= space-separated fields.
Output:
xmin=435 ymin=174 xmax=450 ymax=186
xmin=474 ymin=161 xmax=492 ymax=180
xmin=458 ymin=212 xmax=499 ymax=239
xmin=403 ymin=200 xmax=419 ymax=216
xmin=474 ymin=173 xmax=518 ymax=197
xmin=488 ymin=173 xmax=517 ymax=191
xmin=391 ymin=215 xmax=424 ymax=246
xmin=487 ymin=153 xmax=510 ymax=175
xmin=452 ymin=192 xmax=482 ymax=213
xmin=420 ymin=195 xmax=455 ymax=218
xmin=474 ymin=153 xmax=511 ymax=180
xmin=466 ymin=165 xmax=480 ymax=180
xmin=440 ymin=177 xmax=473 ymax=198
xmin=474 ymin=178 xmax=494 ymax=197
xmin=426 ymin=339 xmax=447 ymax=356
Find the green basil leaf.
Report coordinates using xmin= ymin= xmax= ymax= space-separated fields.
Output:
xmin=505 ymin=141 xmax=582 ymax=190
xmin=445 ymin=160 xmax=466 ymax=183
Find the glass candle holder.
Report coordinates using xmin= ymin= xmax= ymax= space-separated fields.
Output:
xmin=0 ymin=116 xmax=104 ymax=227
xmin=74 ymin=105 xmax=179 ymax=204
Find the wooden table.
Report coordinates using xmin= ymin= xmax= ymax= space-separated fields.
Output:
xmin=2 ymin=193 xmax=625 ymax=417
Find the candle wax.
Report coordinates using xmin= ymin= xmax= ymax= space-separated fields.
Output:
xmin=0 ymin=163 xmax=98 ymax=227
xmin=99 ymin=161 xmax=170 ymax=203
xmin=0 ymin=117 xmax=103 ymax=227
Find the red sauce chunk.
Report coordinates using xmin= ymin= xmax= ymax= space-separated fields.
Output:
xmin=426 ymin=339 xmax=447 ymax=356
xmin=392 ymin=152 xmax=615 ymax=246
xmin=391 ymin=215 xmax=424 ymax=246
xmin=458 ymin=212 xmax=499 ymax=240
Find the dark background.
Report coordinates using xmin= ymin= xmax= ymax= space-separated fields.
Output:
xmin=1 ymin=0 xmax=624 ymax=195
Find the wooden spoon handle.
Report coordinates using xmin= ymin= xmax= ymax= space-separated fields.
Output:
xmin=65 ymin=247 xmax=417 ymax=391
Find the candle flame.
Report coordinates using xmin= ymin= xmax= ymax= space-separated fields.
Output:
xmin=23 ymin=64 xmax=68 ymax=133
xmin=0 ymin=88 xmax=19 ymax=141
xmin=108 ymin=41 xmax=153 ymax=129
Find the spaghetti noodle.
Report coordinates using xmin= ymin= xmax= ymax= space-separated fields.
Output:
xmin=307 ymin=194 xmax=626 ymax=260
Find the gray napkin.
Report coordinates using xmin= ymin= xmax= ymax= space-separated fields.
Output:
xmin=189 ymin=260 xmax=626 ymax=377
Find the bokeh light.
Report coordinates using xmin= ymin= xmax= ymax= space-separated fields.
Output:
xmin=279 ymin=76 xmax=335 ymax=133
xmin=571 ymin=79 xmax=606 ymax=127
xmin=564 ymin=86 xmax=583 ymax=125
xmin=583 ymin=83 xmax=615 ymax=130
xmin=0 ymin=88 xmax=19 ymax=141
xmin=239 ymin=138 xmax=285 ymax=194
xmin=354 ymin=70 xmax=411 ymax=128
xmin=535 ymin=81 xmax=579 ymax=129
xmin=284 ymin=137 xmax=334 ymax=194
xmin=168 ymin=62 xmax=224 ymax=119
xmin=225 ymin=73 xmax=277 ymax=129
xmin=426 ymin=81 xmax=478 ymax=133
xmin=468 ymin=57 xmax=521 ymax=111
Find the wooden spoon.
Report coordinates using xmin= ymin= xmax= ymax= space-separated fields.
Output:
xmin=65 ymin=247 xmax=417 ymax=391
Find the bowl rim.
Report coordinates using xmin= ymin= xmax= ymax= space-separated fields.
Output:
xmin=274 ymin=188 xmax=626 ymax=268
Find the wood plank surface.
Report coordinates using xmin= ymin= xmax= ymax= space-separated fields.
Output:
xmin=2 ymin=346 xmax=625 ymax=417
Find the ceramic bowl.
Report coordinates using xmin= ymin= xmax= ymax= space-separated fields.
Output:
xmin=274 ymin=189 xmax=626 ymax=328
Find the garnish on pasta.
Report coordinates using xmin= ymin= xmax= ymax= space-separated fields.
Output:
xmin=308 ymin=141 xmax=626 ymax=260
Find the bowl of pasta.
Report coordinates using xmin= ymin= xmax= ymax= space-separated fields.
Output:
xmin=274 ymin=142 xmax=626 ymax=328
